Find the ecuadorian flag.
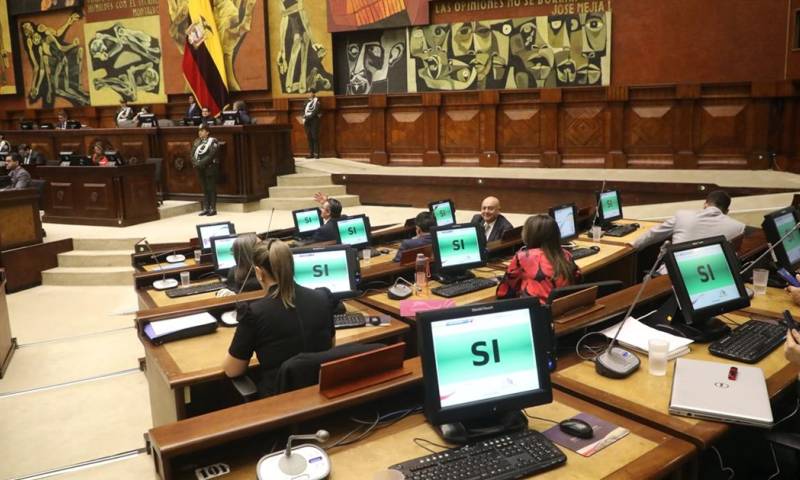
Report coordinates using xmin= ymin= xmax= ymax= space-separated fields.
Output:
xmin=182 ymin=0 xmax=228 ymax=115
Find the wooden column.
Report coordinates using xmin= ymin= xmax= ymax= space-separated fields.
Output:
xmin=540 ymin=88 xmax=562 ymax=168
xmin=605 ymin=86 xmax=628 ymax=168
xmin=422 ymin=93 xmax=442 ymax=166
xmin=748 ymin=82 xmax=774 ymax=169
xmin=478 ymin=90 xmax=499 ymax=167
xmin=369 ymin=94 xmax=388 ymax=165
xmin=674 ymin=84 xmax=699 ymax=169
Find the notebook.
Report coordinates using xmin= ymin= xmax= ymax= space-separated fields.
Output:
xmin=670 ymin=358 xmax=773 ymax=427
xmin=601 ymin=312 xmax=693 ymax=360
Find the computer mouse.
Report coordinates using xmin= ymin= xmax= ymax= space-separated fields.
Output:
xmin=380 ymin=248 xmax=391 ymax=254
xmin=369 ymin=316 xmax=382 ymax=326
xmin=559 ymin=418 xmax=594 ymax=439
xmin=631 ymin=223 xmax=640 ymax=228
xmin=220 ymin=310 xmax=238 ymax=326
xmin=590 ymin=246 xmax=600 ymax=252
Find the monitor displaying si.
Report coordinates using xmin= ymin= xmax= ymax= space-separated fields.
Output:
xmin=596 ymin=190 xmax=623 ymax=224
xmin=196 ymin=221 xmax=236 ymax=252
xmin=431 ymin=223 xmax=487 ymax=276
xmin=417 ymin=298 xmax=553 ymax=430
xmin=210 ymin=233 xmax=239 ymax=273
xmin=335 ymin=215 xmax=372 ymax=249
xmin=292 ymin=245 xmax=360 ymax=299
xmin=292 ymin=207 xmax=323 ymax=236
xmin=663 ymin=236 xmax=749 ymax=327
xmin=221 ymin=110 xmax=240 ymax=126
xmin=762 ymin=207 xmax=800 ymax=272
xmin=548 ymin=203 xmax=578 ymax=241
xmin=429 ymin=199 xmax=456 ymax=227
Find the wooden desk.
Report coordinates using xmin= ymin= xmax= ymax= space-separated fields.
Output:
xmin=148 ymin=357 xmax=694 ymax=480
xmin=0 ymin=189 xmax=43 ymax=250
xmin=552 ymin=306 xmax=799 ymax=450
xmin=38 ymin=164 xmax=159 ymax=226
xmin=745 ymin=283 xmax=800 ymax=318
xmin=579 ymin=219 xmax=662 ymax=246
xmin=0 ymin=270 xmax=15 ymax=378
xmin=140 ymin=299 xmax=410 ymax=426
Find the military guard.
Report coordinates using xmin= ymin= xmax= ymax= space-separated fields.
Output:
xmin=191 ymin=124 xmax=219 ymax=216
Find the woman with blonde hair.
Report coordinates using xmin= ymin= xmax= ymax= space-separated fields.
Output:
xmin=222 ymin=239 xmax=336 ymax=396
xmin=216 ymin=233 xmax=262 ymax=296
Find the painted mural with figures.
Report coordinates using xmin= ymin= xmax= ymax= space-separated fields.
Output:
xmin=0 ymin=0 xmax=17 ymax=94
xmin=335 ymin=12 xmax=611 ymax=94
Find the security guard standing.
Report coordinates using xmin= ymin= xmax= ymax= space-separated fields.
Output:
xmin=191 ymin=124 xmax=219 ymax=216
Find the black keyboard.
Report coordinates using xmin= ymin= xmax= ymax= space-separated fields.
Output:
xmin=604 ymin=224 xmax=639 ymax=237
xmin=389 ymin=429 xmax=566 ymax=480
xmin=334 ymin=312 xmax=366 ymax=329
xmin=165 ymin=281 xmax=225 ymax=298
xmin=571 ymin=247 xmax=599 ymax=260
xmin=432 ymin=278 xmax=498 ymax=298
xmin=709 ymin=319 xmax=786 ymax=364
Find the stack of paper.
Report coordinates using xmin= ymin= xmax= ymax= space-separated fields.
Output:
xmin=601 ymin=314 xmax=693 ymax=360
xmin=143 ymin=312 xmax=217 ymax=343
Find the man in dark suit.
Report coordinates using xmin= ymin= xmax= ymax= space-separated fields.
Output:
xmin=311 ymin=193 xmax=344 ymax=243
xmin=187 ymin=95 xmax=201 ymax=118
xmin=393 ymin=212 xmax=435 ymax=262
xmin=55 ymin=110 xmax=68 ymax=129
xmin=470 ymin=196 xmax=514 ymax=243
xmin=302 ymin=88 xmax=321 ymax=159
xmin=18 ymin=144 xmax=45 ymax=166
xmin=3 ymin=154 xmax=32 ymax=190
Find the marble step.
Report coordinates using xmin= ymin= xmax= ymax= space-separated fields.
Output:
xmin=259 ymin=194 xmax=360 ymax=211
xmin=57 ymin=250 xmax=133 ymax=268
xmin=42 ymin=266 xmax=135 ymax=286
xmin=268 ymin=184 xmax=347 ymax=198
xmin=277 ymin=173 xmax=333 ymax=187
xmin=72 ymin=238 xmax=142 ymax=251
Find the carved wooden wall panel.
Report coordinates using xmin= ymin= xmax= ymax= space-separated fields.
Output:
xmin=624 ymin=101 xmax=677 ymax=168
xmin=163 ymin=140 xmax=198 ymax=194
xmin=336 ymin=110 xmax=373 ymax=158
xmin=49 ymin=182 xmax=75 ymax=215
xmin=497 ymin=105 xmax=542 ymax=166
xmin=386 ymin=108 xmax=425 ymax=165
xmin=81 ymin=182 xmax=115 ymax=216
xmin=559 ymin=104 xmax=608 ymax=167
xmin=694 ymin=100 xmax=750 ymax=167
xmin=440 ymin=107 xmax=480 ymax=165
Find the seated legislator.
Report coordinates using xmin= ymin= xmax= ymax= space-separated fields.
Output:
xmin=471 ymin=196 xmax=514 ymax=242
xmin=55 ymin=110 xmax=68 ymax=129
xmin=311 ymin=192 xmax=345 ymax=243
xmin=91 ymin=142 xmax=112 ymax=166
xmin=393 ymin=211 xmax=435 ymax=262
xmin=633 ymin=190 xmax=745 ymax=250
xmin=200 ymin=107 xmax=218 ymax=126
xmin=216 ymin=233 xmax=263 ymax=297
xmin=2 ymin=154 xmax=32 ymax=190
xmin=115 ymin=99 xmax=136 ymax=127
xmin=222 ymin=239 xmax=336 ymax=397
xmin=497 ymin=215 xmax=581 ymax=303
xmin=19 ymin=144 xmax=45 ymax=166
xmin=233 ymin=100 xmax=252 ymax=124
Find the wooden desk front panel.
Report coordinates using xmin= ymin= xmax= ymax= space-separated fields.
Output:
xmin=2 ymin=128 xmax=155 ymax=161
xmin=0 ymin=190 xmax=43 ymax=250
xmin=161 ymin=132 xmax=235 ymax=197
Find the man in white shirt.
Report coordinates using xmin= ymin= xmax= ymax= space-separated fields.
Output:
xmin=470 ymin=196 xmax=514 ymax=242
xmin=633 ymin=190 xmax=745 ymax=252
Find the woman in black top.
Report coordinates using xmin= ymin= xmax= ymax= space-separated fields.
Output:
xmin=223 ymin=239 xmax=335 ymax=396
xmin=216 ymin=233 xmax=262 ymax=296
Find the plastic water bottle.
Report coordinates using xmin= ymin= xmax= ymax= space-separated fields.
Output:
xmin=415 ymin=253 xmax=429 ymax=290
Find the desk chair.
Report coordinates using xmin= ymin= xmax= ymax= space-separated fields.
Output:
xmin=231 ymin=343 xmax=385 ymax=402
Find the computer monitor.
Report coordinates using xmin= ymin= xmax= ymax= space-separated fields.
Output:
xmin=19 ymin=120 xmax=34 ymax=130
xmin=662 ymin=236 xmax=750 ymax=339
xmin=65 ymin=120 xmax=81 ymax=129
xmin=335 ymin=214 xmax=372 ymax=249
xmin=196 ymin=221 xmax=236 ymax=252
xmin=596 ymin=190 xmax=623 ymax=224
xmin=429 ymin=199 xmax=456 ymax=227
xmin=210 ymin=233 xmax=239 ymax=274
xmin=184 ymin=116 xmax=203 ymax=126
xmin=548 ymin=203 xmax=578 ymax=242
xmin=762 ymin=207 xmax=800 ymax=273
xmin=138 ymin=114 xmax=157 ymax=128
xmin=104 ymin=150 xmax=123 ymax=166
xmin=39 ymin=122 xmax=54 ymax=130
xmin=292 ymin=245 xmax=360 ymax=299
xmin=58 ymin=151 xmax=74 ymax=165
xmin=417 ymin=298 xmax=553 ymax=443
xmin=292 ymin=207 xmax=323 ymax=236
xmin=431 ymin=223 xmax=487 ymax=283
xmin=221 ymin=110 xmax=240 ymax=126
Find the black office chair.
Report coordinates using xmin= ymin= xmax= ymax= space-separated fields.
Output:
xmin=546 ymin=280 xmax=624 ymax=305
xmin=231 ymin=343 xmax=385 ymax=402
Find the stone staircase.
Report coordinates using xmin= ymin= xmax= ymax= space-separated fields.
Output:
xmin=260 ymin=166 xmax=360 ymax=210
xmin=41 ymin=238 xmax=139 ymax=286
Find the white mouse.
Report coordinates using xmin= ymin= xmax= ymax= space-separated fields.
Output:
xmin=220 ymin=310 xmax=238 ymax=326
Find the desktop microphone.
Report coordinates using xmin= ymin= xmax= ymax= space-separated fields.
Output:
xmin=265 ymin=207 xmax=275 ymax=238
xmin=592 ymin=179 xmax=607 ymax=227
xmin=739 ymin=219 xmax=800 ymax=276
xmin=138 ymin=238 xmax=179 ymax=290
xmin=595 ymin=241 xmax=671 ymax=379
xmin=256 ymin=430 xmax=331 ymax=479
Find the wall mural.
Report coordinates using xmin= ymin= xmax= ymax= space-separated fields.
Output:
xmin=9 ymin=0 xmax=82 ymax=16
xmin=85 ymin=17 xmax=166 ymax=106
xmin=268 ymin=0 xmax=334 ymax=96
xmin=161 ymin=0 xmax=266 ymax=93
xmin=19 ymin=11 xmax=90 ymax=108
xmin=0 ymin=0 xmax=18 ymax=95
xmin=334 ymin=29 xmax=407 ymax=95
xmin=335 ymin=12 xmax=611 ymax=94
xmin=327 ymin=0 xmax=429 ymax=33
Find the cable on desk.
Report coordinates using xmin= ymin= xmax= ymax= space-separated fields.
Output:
xmin=710 ymin=446 xmax=735 ymax=480
xmin=412 ymin=437 xmax=452 ymax=454
xmin=766 ymin=442 xmax=780 ymax=480
xmin=719 ymin=313 xmax=741 ymax=327
xmin=575 ymin=331 xmax=610 ymax=361
xmin=327 ymin=406 xmax=423 ymax=450
xmin=522 ymin=411 xmax=559 ymax=425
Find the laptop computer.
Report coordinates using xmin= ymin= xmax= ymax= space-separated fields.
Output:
xmin=669 ymin=358 xmax=773 ymax=428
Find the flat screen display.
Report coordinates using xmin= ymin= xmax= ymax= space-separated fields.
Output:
xmin=293 ymin=249 xmax=353 ymax=294
xmin=673 ymin=244 xmax=739 ymax=311
xmin=431 ymin=308 xmax=540 ymax=409
xmin=436 ymin=226 xmax=481 ymax=268
xmin=774 ymin=212 xmax=800 ymax=267
xmin=294 ymin=209 xmax=322 ymax=234
xmin=553 ymin=206 xmax=576 ymax=240
xmin=337 ymin=217 xmax=369 ymax=247
xmin=213 ymin=237 xmax=237 ymax=270
xmin=198 ymin=223 xmax=235 ymax=250
xmin=599 ymin=191 xmax=621 ymax=221
xmin=431 ymin=201 xmax=456 ymax=227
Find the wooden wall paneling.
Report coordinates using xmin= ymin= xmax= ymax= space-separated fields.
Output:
xmin=386 ymin=95 xmax=425 ymax=165
xmin=369 ymin=94 xmax=388 ymax=165
xmin=81 ymin=179 xmax=117 ymax=220
xmin=336 ymin=96 xmax=372 ymax=160
xmin=440 ymin=92 xmax=480 ymax=166
xmin=321 ymin=96 xmax=338 ymax=158
xmin=162 ymin=135 xmax=199 ymax=196
xmin=122 ymin=165 xmax=159 ymax=222
xmin=674 ymin=84 xmax=700 ymax=168
xmin=0 ymin=239 xmax=73 ymax=292
xmin=795 ymin=81 xmax=800 ymax=169
xmin=478 ymin=90 xmax=499 ymax=167
xmin=48 ymin=181 xmax=77 ymax=217
xmin=694 ymin=84 xmax=751 ymax=168
xmin=625 ymin=86 xmax=678 ymax=168
xmin=497 ymin=91 xmax=543 ymax=167
xmin=606 ymin=86 xmax=628 ymax=168
xmin=0 ymin=190 xmax=43 ymax=250
xmin=288 ymin=98 xmax=310 ymax=157
xmin=422 ymin=93 xmax=442 ymax=166
xmin=750 ymin=82 xmax=776 ymax=169
xmin=558 ymin=88 xmax=608 ymax=168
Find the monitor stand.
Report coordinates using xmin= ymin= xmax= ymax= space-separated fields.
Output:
xmin=641 ymin=296 xmax=731 ymax=343
xmin=433 ymin=269 xmax=475 ymax=284
xmin=435 ymin=410 xmax=528 ymax=445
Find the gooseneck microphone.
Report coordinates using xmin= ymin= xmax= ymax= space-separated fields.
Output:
xmin=277 ymin=430 xmax=330 ymax=475
xmin=137 ymin=238 xmax=179 ymax=290
xmin=739 ymin=219 xmax=800 ymax=276
xmin=595 ymin=241 xmax=671 ymax=379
